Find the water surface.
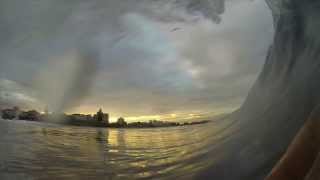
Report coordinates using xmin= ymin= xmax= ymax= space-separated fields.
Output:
xmin=0 ymin=119 xmax=231 ymax=180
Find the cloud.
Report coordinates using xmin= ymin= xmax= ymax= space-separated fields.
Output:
xmin=0 ymin=79 xmax=39 ymax=109
xmin=0 ymin=0 xmax=274 ymax=119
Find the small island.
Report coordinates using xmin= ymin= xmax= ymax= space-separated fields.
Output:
xmin=0 ymin=106 xmax=210 ymax=128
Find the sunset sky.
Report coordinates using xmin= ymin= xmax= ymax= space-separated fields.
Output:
xmin=0 ymin=0 xmax=274 ymax=122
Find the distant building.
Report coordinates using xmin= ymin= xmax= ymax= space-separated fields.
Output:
xmin=1 ymin=106 xmax=20 ymax=120
xmin=19 ymin=110 xmax=41 ymax=121
xmin=117 ymin=117 xmax=127 ymax=127
xmin=70 ymin=114 xmax=92 ymax=121
xmin=104 ymin=113 xmax=109 ymax=124
xmin=149 ymin=120 xmax=165 ymax=127
xmin=95 ymin=108 xmax=109 ymax=125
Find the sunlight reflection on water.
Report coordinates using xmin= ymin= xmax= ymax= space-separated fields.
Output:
xmin=0 ymin=119 xmax=231 ymax=180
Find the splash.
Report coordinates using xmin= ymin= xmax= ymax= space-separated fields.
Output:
xmin=33 ymin=49 xmax=98 ymax=113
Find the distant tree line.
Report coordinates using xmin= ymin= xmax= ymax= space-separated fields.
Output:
xmin=1 ymin=106 xmax=210 ymax=128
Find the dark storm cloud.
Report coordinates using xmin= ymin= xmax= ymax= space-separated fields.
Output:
xmin=0 ymin=0 xmax=274 ymax=117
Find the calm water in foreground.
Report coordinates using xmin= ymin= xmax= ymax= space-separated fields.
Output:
xmin=0 ymin=119 xmax=231 ymax=180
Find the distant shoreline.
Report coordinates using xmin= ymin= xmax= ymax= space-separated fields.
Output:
xmin=1 ymin=106 xmax=211 ymax=129
xmin=0 ymin=117 xmax=211 ymax=129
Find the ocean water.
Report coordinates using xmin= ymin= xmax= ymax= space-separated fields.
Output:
xmin=0 ymin=119 xmax=232 ymax=180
